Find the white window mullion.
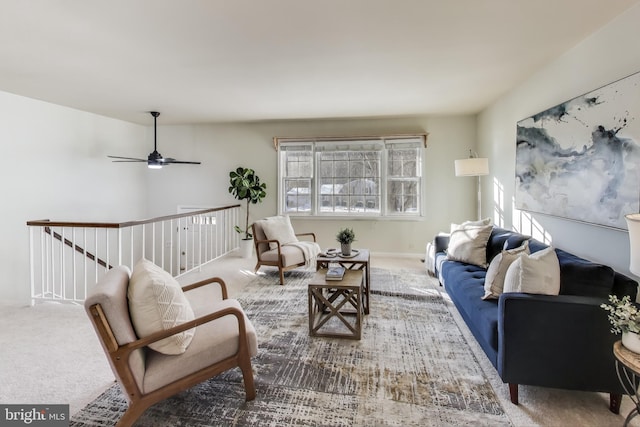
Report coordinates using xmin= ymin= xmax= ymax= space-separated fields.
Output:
xmin=381 ymin=147 xmax=388 ymax=217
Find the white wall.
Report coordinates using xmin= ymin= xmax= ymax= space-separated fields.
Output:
xmin=0 ymin=91 xmax=149 ymax=304
xmin=477 ymin=4 xmax=640 ymax=275
xmin=146 ymin=116 xmax=479 ymax=255
xmin=0 ymin=90 xmax=477 ymax=304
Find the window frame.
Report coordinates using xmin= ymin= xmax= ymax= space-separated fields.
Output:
xmin=275 ymin=134 xmax=427 ymax=219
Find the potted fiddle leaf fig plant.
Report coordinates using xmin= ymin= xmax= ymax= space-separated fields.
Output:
xmin=336 ymin=227 xmax=356 ymax=256
xmin=228 ymin=167 xmax=267 ymax=257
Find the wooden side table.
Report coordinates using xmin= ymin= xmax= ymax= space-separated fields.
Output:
xmin=614 ymin=340 xmax=640 ymax=426
xmin=316 ymin=248 xmax=370 ymax=314
xmin=308 ymin=269 xmax=364 ymax=340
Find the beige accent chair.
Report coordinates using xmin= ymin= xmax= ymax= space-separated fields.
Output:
xmin=84 ymin=266 xmax=257 ymax=426
xmin=252 ymin=221 xmax=317 ymax=285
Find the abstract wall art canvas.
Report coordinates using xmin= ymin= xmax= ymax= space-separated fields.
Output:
xmin=515 ymin=71 xmax=640 ymax=230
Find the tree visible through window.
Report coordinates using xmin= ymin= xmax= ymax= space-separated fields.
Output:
xmin=276 ymin=135 xmax=425 ymax=217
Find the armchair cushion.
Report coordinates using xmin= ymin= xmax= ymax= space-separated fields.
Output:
xmin=128 ymin=259 xmax=196 ymax=355
xmin=258 ymin=215 xmax=299 ymax=250
xmin=143 ymin=298 xmax=258 ymax=393
xmin=258 ymin=245 xmax=307 ymax=265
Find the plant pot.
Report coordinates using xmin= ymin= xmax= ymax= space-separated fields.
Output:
xmin=622 ymin=331 xmax=640 ymax=353
xmin=341 ymin=243 xmax=351 ymax=256
xmin=239 ymin=239 xmax=254 ymax=259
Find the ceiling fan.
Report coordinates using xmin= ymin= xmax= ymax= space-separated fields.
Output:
xmin=108 ymin=111 xmax=201 ymax=169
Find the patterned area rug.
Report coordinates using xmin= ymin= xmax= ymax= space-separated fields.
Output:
xmin=70 ymin=267 xmax=512 ymax=426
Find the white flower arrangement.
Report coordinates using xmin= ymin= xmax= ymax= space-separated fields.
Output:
xmin=601 ymin=295 xmax=640 ymax=335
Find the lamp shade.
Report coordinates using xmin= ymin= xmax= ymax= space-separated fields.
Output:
xmin=454 ymin=157 xmax=489 ymax=177
xmin=626 ymin=213 xmax=640 ymax=276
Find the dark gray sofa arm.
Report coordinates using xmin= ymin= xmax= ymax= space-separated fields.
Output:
xmin=434 ymin=233 xmax=450 ymax=254
xmin=497 ymin=292 xmax=623 ymax=394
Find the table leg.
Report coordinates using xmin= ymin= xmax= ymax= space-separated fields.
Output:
xmin=616 ymin=360 xmax=640 ymax=427
xmin=364 ymin=261 xmax=370 ymax=314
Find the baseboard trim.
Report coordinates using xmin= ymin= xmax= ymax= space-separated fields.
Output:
xmin=370 ymin=251 xmax=424 ymax=260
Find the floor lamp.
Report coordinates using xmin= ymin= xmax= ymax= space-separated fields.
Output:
xmin=455 ymin=152 xmax=490 ymax=221
xmin=625 ymin=213 xmax=640 ymax=277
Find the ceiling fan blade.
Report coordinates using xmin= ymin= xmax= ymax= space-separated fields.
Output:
xmin=163 ymin=159 xmax=202 ymax=165
xmin=108 ymin=155 xmax=146 ymax=162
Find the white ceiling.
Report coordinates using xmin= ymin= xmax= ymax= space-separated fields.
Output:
xmin=1 ymin=0 xmax=638 ymax=125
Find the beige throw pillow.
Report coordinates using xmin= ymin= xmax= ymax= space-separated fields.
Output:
xmin=260 ymin=215 xmax=299 ymax=250
xmin=460 ymin=217 xmax=492 ymax=228
xmin=446 ymin=223 xmax=493 ymax=268
xmin=503 ymin=246 xmax=560 ymax=295
xmin=128 ymin=259 xmax=195 ymax=355
xmin=482 ymin=241 xmax=529 ymax=300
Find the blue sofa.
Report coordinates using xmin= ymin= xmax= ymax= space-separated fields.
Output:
xmin=434 ymin=227 xmax=638 ymax=413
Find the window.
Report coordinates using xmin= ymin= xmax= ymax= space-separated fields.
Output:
xmin=276 ymin=135 xmax=426 ymax=217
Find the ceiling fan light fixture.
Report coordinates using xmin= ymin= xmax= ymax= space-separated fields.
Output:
xmin=148 ymin=163 xmax=163 ymax=169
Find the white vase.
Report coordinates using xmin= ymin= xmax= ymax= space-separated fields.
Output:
xmin=239 ymin=239 xmax=254 ymax=259
xmin=622 ymin=331 xmax=640 ymax=353
xmin=341 ymin=243 xmax=351 ymax=256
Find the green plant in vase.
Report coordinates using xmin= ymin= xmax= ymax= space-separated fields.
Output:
xmin=601 ymin=294 xmax=640 ymax=353
xmin=336 ymin=227 xmax=356 ymax=256
xmin=228 ymin=167 xmax=267 ymax=240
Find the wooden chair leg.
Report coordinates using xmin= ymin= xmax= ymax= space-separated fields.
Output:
xmin=117 ymin=400 xmax=154 ymax=427
xmin=239 ymin=360 xmax=256 ymax=401
xmin=509 ymin=383 xmax=519 ymax=405
xmin=610 ymin=393 xmax=622 ymax=414
xmin=279 ymin=268 xmax=285 ymax=285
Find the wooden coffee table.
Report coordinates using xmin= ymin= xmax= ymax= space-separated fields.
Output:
xmin=316 ymin=248 xmax=370 ymax=314
xmin=308 ymin=269 xmax=364 ymax=340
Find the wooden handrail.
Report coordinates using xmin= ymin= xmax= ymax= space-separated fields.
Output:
xmin=44 ymin=226 xmax=112 ymax=269
xmin=26 ymin=204 xmax=241 ymax=229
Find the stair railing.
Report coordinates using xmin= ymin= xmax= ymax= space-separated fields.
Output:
xmin=26 ymin=204 xmax=241 ymax=305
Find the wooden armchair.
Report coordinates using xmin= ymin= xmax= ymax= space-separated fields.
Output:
xmin=84 ymin=265 xmax=257 ymax=426
xmin=252 ymin=218 xmax=319 ymax=285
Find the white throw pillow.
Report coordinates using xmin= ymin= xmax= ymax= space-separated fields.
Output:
xmin=503 ymin=246 xmax=560 ymax=295
xmin=260 ymin=215 xmax=299 ymax=250
xmin=482 ymin=241 xmax=529 ymax=300
xmin=462 ymin=217 xmax=492 ymax=228
xmin=128 ymin=259 xmax=195 ymax=355
xmin=446 ymin=223 xmax=493 ymax=267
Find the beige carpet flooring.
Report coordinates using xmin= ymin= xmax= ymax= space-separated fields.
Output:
xmin=0 ymin=252 xmax=637 ymax=426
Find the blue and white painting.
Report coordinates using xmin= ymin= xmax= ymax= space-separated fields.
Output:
xmin=516 ymin=71 xmax=640 ymax=229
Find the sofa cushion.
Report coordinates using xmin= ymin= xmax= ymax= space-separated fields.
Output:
xmin=441 ymin=260 xmax=500 ymax=364
xmin=486 ymin=227 xmax=529 ymax=263
xmin=555 ymin=248 xmax=614 ymax=298
xmin=483 ymin=241 xmax=529 ymax=300
xmin=446 ymin=223 xmax=492 ymax=268
xmin=504 ymin=247 xmax=560 ymax=295
xmin=128 ymin=259 xmax=196 ymax=355
xmin=527 ymin=238 xmax=549 ymax=254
